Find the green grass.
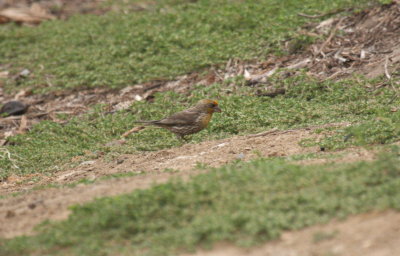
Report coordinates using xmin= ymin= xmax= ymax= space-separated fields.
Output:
xmin=1 ymin=0 xmax=394 ymax=178
xmin=0 ymin=0 xmax=376 ymax=92
xmin=1 ymin=147 xmax=399 ymax=256
xmin=1 ymin=75 xmax=399 ymax=179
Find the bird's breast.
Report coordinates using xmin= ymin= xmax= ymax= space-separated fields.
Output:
xmin=199 ymin=113 xmax=213 ymax=128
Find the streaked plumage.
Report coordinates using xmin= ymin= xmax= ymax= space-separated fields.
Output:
xmin=135 ymin=99 xmax=221 ymax=140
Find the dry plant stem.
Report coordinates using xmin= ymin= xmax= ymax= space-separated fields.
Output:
xmin=384 ymin=56 xmax=392 ymax=80
xmin=297 ymin=8 xmax=347 ymax=19
xmin=0 ymin=147 xmax=20 ymax=169
xmin=17 ymin=115 xmax=28 ymax=134
xmin=317 ymin=17 xmax=345 ymax=57
xmin=383 ymin=56 xmax=400 ymax=102
xmin=247 ymin=128 xmax=279 ymax=137
xmin=121 ymin=126 xmax=146 ymax=138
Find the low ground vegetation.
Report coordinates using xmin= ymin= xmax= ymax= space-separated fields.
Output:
xmin=0 ymin=0 xmax=399 ymax=255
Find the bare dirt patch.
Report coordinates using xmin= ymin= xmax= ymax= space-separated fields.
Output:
xmin=2 ymin=3 xmax=400 ymax=143
xmin=0 ymin=71 xmax=209 ymax=145
xmin=0 ymin=171 xmax=191 ymax=238
xmin=185 ymin=210 xmax=400 ymax=256
xmin=0 ymin=2 xmax=398 ymax=244
xmin=1 ymin=123 xmax=349 ymax=195
xmin=0 ymin=123 xmax=379 ymax=239
xmin=242 ymin=2 xmax=400 ymax=86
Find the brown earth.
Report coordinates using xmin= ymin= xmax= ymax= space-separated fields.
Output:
xmin=185 ymin=211 xmax=400 ymax=256
xmin=0 ymin=2 xmax=399 ymax=255
xmin=2 ymin=123 xmax=378 ymax=239
xmin=2 ymin=3 xmax=400 ymax=144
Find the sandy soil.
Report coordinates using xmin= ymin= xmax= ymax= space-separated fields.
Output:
xmin=0 ymin=3 xmax=399 ymax=255
xmin=0 ymin=123 xmax=380 ymax=239
xmin=185 ymin=211 xmax=400 ymax=256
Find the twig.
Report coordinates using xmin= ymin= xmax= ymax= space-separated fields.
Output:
xmin=213 ymin=70 xmax=224 ymax=81
xmin=247 ymin=122 xmax=351 ymax=138
xmin=297 ymin=12 xmax=327 ymax=19
xmin=17 ymin=115 xmax=28 ymax=134
xmin=0 ymin=147 xmax=20 ymax=169
xmin=317 ymin=17 xmax=344 ymax=57
xmin=384 ymin=56 xmax=391 ymax=80
xmin=121 ymin=126 xmax=145 ymax=138
xmin=247 ymin=128 xmax=279 ymax=138
xmin=297 ymin=8 xmax=347 ymax=19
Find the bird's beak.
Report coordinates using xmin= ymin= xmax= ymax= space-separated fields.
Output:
xmin=214 ymin=106 xmax=222 ymax=113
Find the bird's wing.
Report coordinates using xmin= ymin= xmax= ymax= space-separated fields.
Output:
xmin=155 ymin=110 xmax=198 ymax=126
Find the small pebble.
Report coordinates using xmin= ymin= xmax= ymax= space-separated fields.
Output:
xmin=28 ymin=203 xmax=36 ymax=209
xmin=80 ymin=160 xmax=95 ymax=166
xmin=19 ymin=69 xmax=31 ymax=77
xmin=236 ymin=153 xmax=245 ymax=160
xmin=0 ymin=101 xmax=29 ymax=116
xmin=6 ymin=210 xmax=15 ymax=218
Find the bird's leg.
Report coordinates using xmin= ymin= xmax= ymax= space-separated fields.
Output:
xmin=176 ymin=134 xmax=188 ymax=142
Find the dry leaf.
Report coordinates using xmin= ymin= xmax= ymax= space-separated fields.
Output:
xmin=17 ymin=115 xmax=28 ymax=134
xmin=122 ymin=126 xmax=145 ymax=137
xmin=0 ymin=4 xmax=55 ymax=25
xmin=0 ymin=71 xmax=9 ymax=78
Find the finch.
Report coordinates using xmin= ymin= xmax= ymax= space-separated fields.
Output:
xmin=135 ymin=99 xmax=221 ymax=140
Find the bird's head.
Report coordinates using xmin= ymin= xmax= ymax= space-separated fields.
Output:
xmin=195 ymin=99 xmax=222 ymax=114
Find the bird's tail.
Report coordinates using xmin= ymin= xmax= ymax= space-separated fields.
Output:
xmin=133 ymin=120 xmax=159 ymax=126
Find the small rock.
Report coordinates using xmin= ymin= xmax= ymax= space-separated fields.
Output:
xmin=19 ymin=69 xmax=30 ymax=77
xmin=116 ymin=159 xmax=124 ymax=165
xmin=28 ymin=203 xmax=36 ymax=209
xmin=0 ymin=71 xmax=9 ymax=78
xmin=211 ymin=142 xmax=228 ymax=149
xmin=134 ymin=94 xmax=143 ymax=101
xmin=80 ymin=160 xmax=95 ymax=166
xmin=5 ymin=210 xmax=15 ymax=218
xmin=236 ymin=153 xmax=245 ymax=160
xmin=0 ymin=101 xmax=29 ymax=116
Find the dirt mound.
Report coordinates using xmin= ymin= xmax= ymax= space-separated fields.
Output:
xmin=306 ymin=2 xmax=400 ymax=79
xmin=242 ymin=2 xmax=400 ymax=84
xmin=186 ymin=211 xmax=400 ymax=256
xmin=0 ymin=123 xmax=378 ymax=238
xmin=1 ymin=124 xmax=341 ymax=194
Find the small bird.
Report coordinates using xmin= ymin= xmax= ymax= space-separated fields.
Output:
xmin=135 ymin=99 xmax=221 ymax=140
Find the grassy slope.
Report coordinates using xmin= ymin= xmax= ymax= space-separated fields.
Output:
xmin=1 ymin=75 xmax=399 ymax=179
xmin=0 ymin=0 xmax=374 ymax=92
xmin=4 ymin=0 xmax=397 ymax=178
xmin=1 ymin=149 xmax=399 ymax=255
xmin=1 ymin=1 xmax=400 ymax=255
